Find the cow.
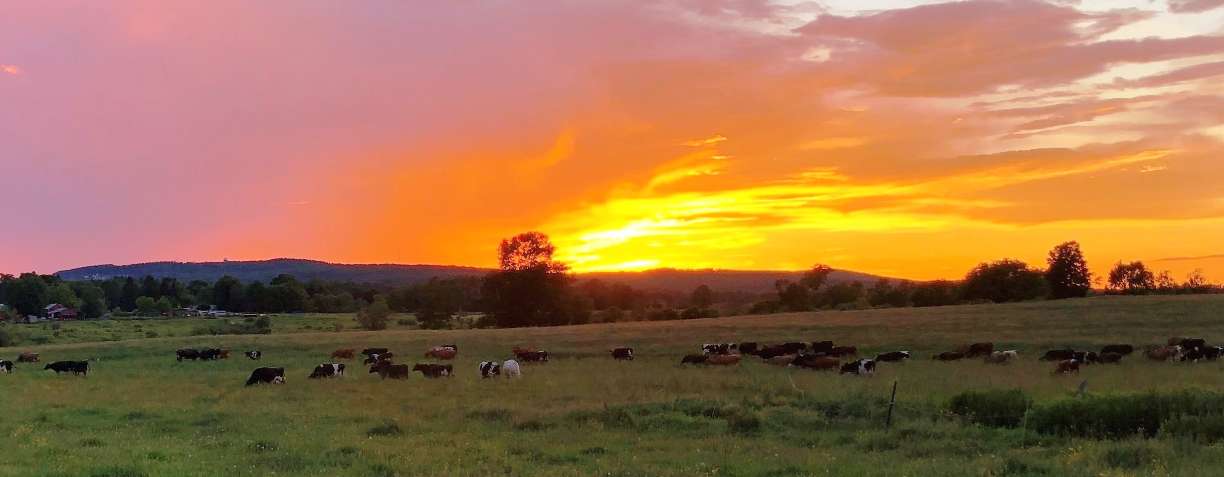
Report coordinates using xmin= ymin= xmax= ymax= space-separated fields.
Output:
xmin=361 ymin=348 xmax=390 ymax=356
xmin=780 ymin=342 xmax=808 ymax=354
xmin=218 ymin=349 xmax=231 ymax=359
xmin=514 ymin=350 xmax=550 ymax=363
xmin=840 ymin=359 xmax=876 ymax=376
xmin=364 ymin=352 xmax=394 ymax=365
xmin=984 ymin=350 xmax=1018 ymax=364
xmin=512 ymin=346 xmax=537 ymax=355
xmin=309 ymin=363 xmax=346 ymax=379
xmin=1040 ymin=349 xmax=1076 ymax=361
xmin=933 ymin=351 xmax=965 ymax=361
xmin=792 ymin=355 xmax=840 ymax=371
xmin=425 ymin=347 xmax=457 ymax=360
xmin=245 ymin=367 xmax=286 ymax=386
xmin=1100 ymin=344 xmax=1134 ymax=356
xmin=705 ymin=354 xmax=741 ymax=366
xmin=479 ymin=361 xmax=501 ymax=378
xmin=369 ymin=361 xmax=411 ymax=379
xmin=611 ymin=348 xmax=634 ymax=360
xmin=810 ymin=341 xmax=834 ymax=354
xmin=959 ymin=343 xmax=994 ymax=358
xmin=1099 ymin=352 xmax=1124 ymax=364
xmin=1145 ymin=345 xmax=1182 ymax=361
xmin=738 ymin=342 xmax=760 ymax=355
xmin=765 ymin=354 xmax=797 ymax=366
xmin=1072 ymin=351 xmax=1100 ymax=365
xmin=413 ymin=363 xmax=453 ymax=378
xmin=245 ymin=350 xmax=262 ymax=360
xmin=1053 ymin=359 xmax=1080 ymax=375
xmin=0 ymin=360 xmax=13 ymax=374
xmin=1181 ymin=338 xmax=1207 ymax=351
xmin=1181 ymin=347 xmax=1206 ymax=362
xmin=1168 ymin=337 xmax=1186 ymax=346
xmin=501 ymin=360 xmax=522 ymax=378
xmin=199 ymin=348 xmax=223 ymax=361
xmin=176 ymin=349 xmax=200 ymax=362
xmin=681 ymin=354 xmax=708 ymax=365
xmin=17 ymin=352 xmax=39 ymax=363
xmin=756 ymin=345 xmax=794 ymax=360
xmin=1204 ymin=346 xmax=1224 ymax=360
xmin=45 ymin=361 xmax=88 ymax=376
xmin=875 ymin=351 xmax=910 ymax=363
xmin=702 ymin=343 xmax=737 ymax=355
xmin=331 ymin=349 xmax=356 ymax=360
xmin=828 ymin=346 xmax=858 ymax=357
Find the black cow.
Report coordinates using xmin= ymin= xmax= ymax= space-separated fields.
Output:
xmin=1178 ymin=338 xmax=1207 ymax=351
xmin=840 ymin=359 xmax=876 ymax=376
xmin=1100 ymin=344 xmax=1134 ymax=356
xmin=681 ymin=354 xmax=708 ymax=365
xmin=875 ymin=351 xmax=910 ymax=362
xmin=176 ymin=349 xmax=200 ymax=361
xmin=309 ymin=363 xmax=345 ymax=379
xmin=413 ymin=363 xmax=453 ymax=378
xmin=780 ymin=342 xmax=807 ymax=354
xmin=1099 ymin=352 xmax=1123 ymax=364
xmin=245 ymin=350 xmax=262 ymax=360
xmin=479 ymin=361 xmax=501 ymax=378
xmin=1204 ymin=346 xmax=1224 ymax=360
xmin=362 ymin=348 xmax=390 ymax=356
xmin=1040 ymin=349 xmax=1077 ymax=361
xmin=0 ymin=360 xmax=13 ymax=373
xmin=962 ymin=342 xmax=994 ymax=358
xmin=245 ymin=367 xmax=285 ymax=386
xmin=756 ymin=345 xmax=794 ymax=360
xmin=199 ymin=348 xmax=223 ymax=361
xmin=45 ymin=361 xmax=88 ymax=376
xmin=514 ymin=350 xmax=550 ymax=363
xmin=611 ymin=348 xmax=634 ymax=360
xmin=933 ymin=351 xmax=965 ymax=361
xmin=810 ymin=341 xmax=834 ymax=354
xmin=369 ymin=361 xmax=411 ymax=379
xmin=738 ymin=342 xmax=760 ymax=355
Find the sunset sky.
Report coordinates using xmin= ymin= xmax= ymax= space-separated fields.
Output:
xmin=2 ymin=0 xmax=1223 ymax=282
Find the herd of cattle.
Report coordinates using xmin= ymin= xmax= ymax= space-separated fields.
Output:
xmin=2 ymin=337 xmax=1218 ymax=384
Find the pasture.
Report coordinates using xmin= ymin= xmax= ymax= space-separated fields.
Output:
xmin=3 ymin=295 xmax=1224 ymax=476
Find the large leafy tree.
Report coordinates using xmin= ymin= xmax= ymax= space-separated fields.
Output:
xmin=1108 ymin=261 xmax=1155 ymax=294
xmin=961 ymin=259 xmax=1048 ymax=303
xmin=481 ymin=232 xmax=579 ymax=328
xmin=1045 ymin=241 xmax=1092 ymax=299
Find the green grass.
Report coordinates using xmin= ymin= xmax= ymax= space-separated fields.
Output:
xmin=1 ymin=295 xmax=1224 ymax=476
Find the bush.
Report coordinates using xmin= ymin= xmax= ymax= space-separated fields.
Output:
xmin=1028 ymin=391 xmax=1224 ymax=438
xmin=0 ymin=327 xmax=17 ymax=347
xmin=948 ymin=389 xmax=1032 ymax=428
xmin=356 ymin=299 xmax=391 ymax=331
xmin=1160 ymin=414 xmax=1224 ymax=443
xmin=1101 ymin=442 xmax=1159 ymax=469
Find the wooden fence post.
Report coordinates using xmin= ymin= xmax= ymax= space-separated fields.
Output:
xmin=885 ymin=380 xmax=898 ymax=429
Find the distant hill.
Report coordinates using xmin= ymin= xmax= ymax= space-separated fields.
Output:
xmin=56 ymin=259 xmax=889 ymax=294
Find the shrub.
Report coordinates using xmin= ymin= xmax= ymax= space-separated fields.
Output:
xmin=356 ymin=299 xmax=391 ymax=331
xmin=0 ymin=327 xmax=17 ymax=347
xmin=948 ymin=389 xmax=1032 ymax=428
xmin=1101 ymin=442 xmax=1159 ymax=469
xmin=1160 ymin=414 xmax=1224 ymax=443
xmin=1028 ymin=391 xmax=1224 ymax=438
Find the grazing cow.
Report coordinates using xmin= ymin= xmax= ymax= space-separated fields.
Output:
xmin=501 ymin=360 xmax=522 ymax=378
xmin=1181 ymin=347 xmax=1206 ymax=362
xmin=512 ymin=346 xmax=536 ymax=355
xmin=1072 ymin=351 xmax=1100 ymax=365
xmin=1053 ymin=359 xmax=1080 ymax=375
xmin=611 ymin=348 xmax=634 ymax=360
xmin=705 ymin=354 xmax=741 ymax=366
xmin=792 ymin=355 xmax=840 ymax=371
xmin=738 ymin=342 xmax=760 ymax=355
xmin=681 ymin=354 xmax=708 ymax=365
xmin=369 ymin=361 xmax=411 ymax=379
xmin=331 ymin=349 xmax=356 ymax=360
xmin=17 ymin=352 xmax=39 ymax=363
xmin=425 ymin=347 xmax=457 ymax=360
xmin=875 ymin=351 xmax=910 ymax=363
xmin=199 ymin=348 xmax=223 ymax=361
xmin=1145 ymin=345 xmax=1182 ymax=361
xmin=364 ymin=352 xmax=394 ymax=365
xmin=1181 ymin=338 xmax=1207 ymax=351
xmin=45 ymin=361 xmax=89 ymax=376
xmin=514 ymin=350 xmax=550 ymax=363
xmin=245 ymin=367 xmax=286 ymax=386
xmin=1204 ymin=346 xmax=1224 ymax=360
xmin=218 ymin=349 xmax=231 ymax=359
xmin=245 ymin=350 xmax=262 ymax=360
xmin=829 ymin=346 xmax=858 ymax=357
xmin=479 ymin=361 xmax=501 ymax=378
xmin=1100 ymin=344 xmax=1134 ymax=356
xmin=984 ymin=350 xmax=1018 ymax=364
xmin=1099 ymin=352 xmax=1124 ymax=364
xmin=840 ymin=359 xmax=876 ymax=376
xmin=1168 ymin=336 xmax=1186 ymax=346
xmin=1040 ymin=349 xmax=1076 ymax=361
xmin=309 ymin=363 xmax=346 ymax=379
xmin=810 ymin=341 xmax=835 ymax=354
xmin=176 ymin=349 xmax=200 ymax=362
xmin=0 ymin=360 xmax=13 ymax=373
xmin=766 ymin=354 xmax=797 ymax=366
xmin=702 ymin=343 xmax=737 ymax=355
xmin=413 ymin=363 xmax=454 ymax=378
xmin=959 ymin=343 xmax=994 ymax=358
xmin=780 ymin=342 xmax=808 ymax=354
xmin=361 ymin=348 xmax=390 ymax=356
xmin=933 ymin=351 xmax=965 ymax=361
xmin=756 ymin=345 xmax=794 ymax=360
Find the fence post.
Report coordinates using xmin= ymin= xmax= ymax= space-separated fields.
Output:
xmin=885 ymin=380 xmax=898 ymax=429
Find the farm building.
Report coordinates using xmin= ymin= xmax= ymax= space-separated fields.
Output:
xmin=44 ymin=303 xmax=79 ymax=321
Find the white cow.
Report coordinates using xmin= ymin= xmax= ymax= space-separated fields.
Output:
xmin=501 ymin=359 xmax=522 ymax=378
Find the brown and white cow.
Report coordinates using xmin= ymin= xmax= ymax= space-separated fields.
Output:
xmin=331 ymin=349 xmax=356 ymax=360
xmin=1053 ymin=359 xmax=1080 ymax=375
xmin=425 ymin=346 xmax=457 ymax=360
xmin=413 ymin=363 xmax=454 ymax=378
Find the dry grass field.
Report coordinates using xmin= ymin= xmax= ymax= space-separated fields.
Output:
xmin=3 ymin=294 xmax=1224 ymax=476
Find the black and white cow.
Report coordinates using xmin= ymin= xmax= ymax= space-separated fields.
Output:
xmin=611 ymin=347 xmax=634 ymax=360
xmin=413 ymin=363 xmax=454 ymax=378
xmin=875 ymin=351 xmax=911 ymax=362
xmin=840 ymin=358 xmax=876 ymax=376
xmin=309 ymin=363 xmax=345 ymax=379
xmin=45 ymin=361 xmax=88 ymax=376
xmin=0 ymin=360 xmax=13 ymax=373
xmin=245 ymin=350 xmax=262 ymax=360
xmin=364 ymin=352 xmax=394 ymax=365
xmin=701 ymin=343 xmax=737 ymax=355
xmin=479 ymin=361 xmax=501 ymax=378
xmin=361 ymin=348 xmax=390 ymax=356
xmin=246 ymin=367 xmax=286 ymax=386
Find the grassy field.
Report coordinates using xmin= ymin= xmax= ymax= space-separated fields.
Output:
xmin=3 ymin=295 xmax=1224 ymax=476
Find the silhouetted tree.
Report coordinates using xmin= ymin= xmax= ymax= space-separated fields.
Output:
xmin=690 ymin=284 xmax=714 ymax=309
xmin=482 ymin=232 xmax=575 ymax=327
xmin=1045 ymin=241 xmax=1091 ymax=299
xmin=800 ymin=264 xmax=834 ymax=291
xmin=910 ymin=280 xmax=960 ymax=307
xmin=775 ymin=279 xmax=810 ymax=312
xmin=212 ymin=276 xmax=245 ymax=311
xmin=962 ymin=259 xmax=1047 ymax=303
xmin=356 ymin=296 xmax=391 ymax=330
xmin=1108 ymin=261 xmax=1154 ymax=294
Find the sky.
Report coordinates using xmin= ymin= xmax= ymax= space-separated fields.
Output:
xmin=2 ymin=0 xmax=1223 ymax=282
